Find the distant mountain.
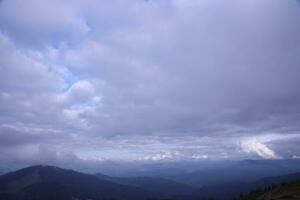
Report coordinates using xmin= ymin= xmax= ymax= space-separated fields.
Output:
xmin=163 ymin=159 xmax=300 ymax=186
xmin=0 ymin=165 xmax=152 ymax=200
xmin=95 ymin=173 xmax=197 ymax=198
xmin=95 ymin=160 xmax=300 ymax=182
xmin=1 ymin=164 xmax=300 ymax=200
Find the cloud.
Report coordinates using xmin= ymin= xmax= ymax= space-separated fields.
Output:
xmin=0 ymin=0 xmax=89 ymax=47
xmin=59 ymin=0 xmax=300 ymax=138
xmin=0 ymin=32 xmax=63 ymax=93
xmin=292 ymin=155 xmax=300 ymax=159
xmin=141 ymin=150 xmax=208 ymax=161
xmin=0 ymin=0 xmax=300 ymax=165
xmin=240 ymin=139 xmax=280 ymax=159
xmin=60 ymin=80 xmax=98 ymax=105
xmin=239 ymin=133 xmax=300 ymax=159
xmin=142 ymin=151 xmax=178 ymax=161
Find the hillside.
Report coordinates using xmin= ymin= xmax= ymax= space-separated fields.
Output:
xmin=194 ymin=172 xmax=300 ymax=200
xmin=1 ymin=165 xmax=300 ymax=200
xmin=0 ymin=165 xmax=152 ymax=200
xmin=258 ymin=181 xmax=300 ymax=200
xmin=238 ymin=180 xmax=300 ymax=200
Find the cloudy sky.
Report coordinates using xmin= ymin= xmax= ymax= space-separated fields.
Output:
xmin=1 ymin=0 xmax=300 ymax=167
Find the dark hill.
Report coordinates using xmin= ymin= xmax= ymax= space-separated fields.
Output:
xmin=195 ymin=172 xmax=300 ymax=200
xmin=259 ymin=180 xmax=300 ymax=200
xmin=240 ymin=179 xmax=300 ymax=200
xmin=0 ymin=165 xmax=152 ymax=200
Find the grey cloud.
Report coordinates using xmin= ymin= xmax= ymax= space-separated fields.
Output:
xmin=0 ymin=0 xmax=88 ymax=48
xmin=0 ymin=33 xmax=63 ymax=93
xmin=0 ymin=0 xmax=300 ymax=165
xmin=0 ymin=126 xmax=43 ymax=147
xmin=60 ymin=0 xmax=300 ymax=138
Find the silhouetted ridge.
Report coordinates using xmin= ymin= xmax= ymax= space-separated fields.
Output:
xmin=0 ymin=165 xmax=153 ymax=200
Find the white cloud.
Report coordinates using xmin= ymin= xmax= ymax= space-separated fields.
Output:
xmin=142 ymin=151 xmax=179 ymax=161
xmin=191 ymin=155 xmax=208 ymax=160
xmin=240 ymin=139 xmax=280 ymax=159
xmin=292 ymin=155 xmax=300 ymax=159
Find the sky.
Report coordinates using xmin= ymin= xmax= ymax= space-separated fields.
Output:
xmin=1 ymin=0 xmax=300 ymax=168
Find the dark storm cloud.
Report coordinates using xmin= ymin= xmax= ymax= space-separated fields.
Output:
xmin=0 ymin=0 xmax=300 ymax=165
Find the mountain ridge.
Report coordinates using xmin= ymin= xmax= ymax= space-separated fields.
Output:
xmin=0 ymin=165 xmax=153 ymax=200
xmin=1 ymin=165 xmax=300 ymax=200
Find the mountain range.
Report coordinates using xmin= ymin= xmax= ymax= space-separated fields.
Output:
xmin=0 ymin=164 xmax=300 ymax=200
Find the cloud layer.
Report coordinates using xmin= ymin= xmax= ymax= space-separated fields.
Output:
xmin=1 ymin=0 xmax=300 ymax=167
